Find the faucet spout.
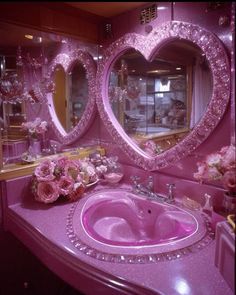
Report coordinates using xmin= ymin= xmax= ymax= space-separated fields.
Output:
xmin=130 ymin=175 xmax=165 ymax=203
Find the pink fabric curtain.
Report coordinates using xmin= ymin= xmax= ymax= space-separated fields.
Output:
xmin=191 ymin=58 xmax=212 ymax=128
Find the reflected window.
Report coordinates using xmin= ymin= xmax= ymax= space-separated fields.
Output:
xmin=108 ymin=40 xmax=212 ymax=154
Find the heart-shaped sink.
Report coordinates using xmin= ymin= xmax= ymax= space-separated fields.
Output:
xmin=67 ymin=188 xmax=214 ymax=264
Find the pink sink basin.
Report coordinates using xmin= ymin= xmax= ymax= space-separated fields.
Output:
xmin=69 ymin=188 xmax=210 ymax=261
xmin=82 ymin=194 xmax=197 ymax=247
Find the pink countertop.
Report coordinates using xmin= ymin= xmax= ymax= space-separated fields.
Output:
xmin=5 ymin=184 xmax=234 ymax=295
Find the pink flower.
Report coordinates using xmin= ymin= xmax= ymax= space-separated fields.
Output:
xmin=54 ymin=156 xmax=68 ymax=170
xmin=21 ymin=117 xmax=47 ymax=136
xmin=205 ymin=153 xmax=221 ymax=167
xmin=222 ymin=170 xmax=236 ymax=193
xmin=206 ymin=166 xmax=222 ymax=181
xmin=35 ymin=160 xmax=55 ymax=181
xmin=57 ymin=176 xmax=74 ymax=196
xmin=64 ymin=160 xmax=81 ymax=181
xmin=193 ymin=162 xmax=208 ymax=181
xmin=35 ymin=120 xmax=47 ymax=134
xmin=194 ymin=144 xmax=236 ymax=194
xmin=220 ymin=145 xmax=236 ymax=171
xmin=35 ymin=181 xmax=59 ymax=203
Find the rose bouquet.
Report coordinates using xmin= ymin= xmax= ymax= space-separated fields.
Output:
xmin=32 ymin=156 xmax=98 ymax=204
xmin=193 ymin=144 xmax=236 ymax=196
xmin=21 ymin=117 xmax=48 ymax=138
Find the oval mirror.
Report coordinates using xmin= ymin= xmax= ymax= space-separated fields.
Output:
xmin=45 ymin=50 xmax=97 ymax=145
xmin=97 ymin=21 xmax=230 ymax=170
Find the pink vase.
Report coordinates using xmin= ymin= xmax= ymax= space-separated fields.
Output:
xmin=29 ymin=138 xmax=41 ymax=157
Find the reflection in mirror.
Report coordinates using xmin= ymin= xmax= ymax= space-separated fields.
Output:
xmin=109 ymin=40 xmax=212 ymax=154
xmin=97 ymin=21 xmax=230 ymax=170
xmin=47 ymin=49 xmax=97 ymax=145
xmin=0 ymin=21 xmax=98 ymax=166
xmin=53 ymin=65 xmax=66 ymax=131
xmin=69 ymin=61 xmax=88 ymax=130
xmin=53 ymin=61 xmax=89 ymax=133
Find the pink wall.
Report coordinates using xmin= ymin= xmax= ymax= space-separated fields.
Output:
xmin=3 ymin=2 xmax=232 ymax=209
xmin=93 ymin=2 xmax=232 ymax=164
xmin=74 ymin=2 xmax=234 ymax=207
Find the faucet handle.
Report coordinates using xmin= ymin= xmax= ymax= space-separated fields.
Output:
xmin=146 ymin=175 xmax=154 ymax=190
xmin=130 ymin=175 xmax=140 ymax=184
xmin=166 ymin=183 xmax=175 ymax=190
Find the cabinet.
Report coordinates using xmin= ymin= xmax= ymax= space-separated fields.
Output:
xmin=215 ymin=220 xmax=235 ymax=292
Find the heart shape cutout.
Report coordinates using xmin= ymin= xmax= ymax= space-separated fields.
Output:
xmin=97 ymin=21 xmax=230 ymax=171
xmin=43 ymin=50 xmax=97 ymax=145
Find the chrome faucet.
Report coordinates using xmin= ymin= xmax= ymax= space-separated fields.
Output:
xmin=130 ymin=175 xmax=164 ymax=203
xmin=166 ymin=183 xmax=176 ymax=203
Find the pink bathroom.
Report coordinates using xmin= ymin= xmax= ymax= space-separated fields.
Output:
xmin=0 ymin=2 xmax=235 ymax=295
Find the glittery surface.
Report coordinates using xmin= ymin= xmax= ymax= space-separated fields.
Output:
xmin=67 ymin=187 xmax=215 ymax=261
xmin=6 ymin=184 xmax=234 ymax=295
xmin=42 ymin=50 xmax=97 ymax=145
xmin=96 ymin=21 xmax=230 ymax=171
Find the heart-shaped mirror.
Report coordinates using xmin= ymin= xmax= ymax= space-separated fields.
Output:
xmin=45 ymin=50 xmax=97 ymax=145
xmin=97 ymin=21 xmax=230 ymax=170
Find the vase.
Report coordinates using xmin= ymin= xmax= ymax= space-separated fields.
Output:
xmin=223 ymin=192 xmax=236 ymax=214
xmin=28 ymin=137 xmax=41 ymax=157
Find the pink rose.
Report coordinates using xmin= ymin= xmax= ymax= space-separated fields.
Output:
xmin=64 ymin=160 xmax=80 ymax=180
xmin=35 ymin=160 xmax=55 ymax=181
xmin=193 ymin=162 xmax=208 ymax=181
xmin=206 ymin=166 xmax=222 ymax=180
xmin=205 ymin=153 xmax=221 ymax=167
xmin=194 ymin=161 xmax=222 ymax=182
xmin=35 ymin=181 xmax=59 ymax=203
xmin=54 ymin=156 xmax=71 ymax=177
xmin=35 ymin=121 xmax=47 ymax=134
xmin=54 ymin=156 xmax=69 ymax=169
xmin=57 ymin=176 xmax=74 ymax=196
xmin=222 ymin=170 xmax=236 ymax=193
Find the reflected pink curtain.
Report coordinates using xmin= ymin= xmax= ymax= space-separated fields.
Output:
xmin=191 ymin=58 xmax=212 ymax=128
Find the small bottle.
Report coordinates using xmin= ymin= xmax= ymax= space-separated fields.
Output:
xmin=202 ymin=193 xmax=213 ymax=216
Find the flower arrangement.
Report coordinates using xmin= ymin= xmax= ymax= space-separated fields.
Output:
xmin=21 ymin=117 xmax=47 ymax=138
xmin=89 ymin=153 xmax=124 ymax=184
xmin=32 ymin=156 xmax=98 ymax=204
xmin=193 ymin=144 xmax=236 ymax=196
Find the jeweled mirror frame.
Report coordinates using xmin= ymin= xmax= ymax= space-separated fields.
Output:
xmin=96 ymin=21 xmax=230 ymax=171
xmin=44 ymin=49 xmax=97 ymax=145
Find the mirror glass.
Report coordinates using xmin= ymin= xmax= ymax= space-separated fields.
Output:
xmin=109 ymin=40 xmax=212 ymax=153
xmin=53 ymin=65 xmax=66 ymax=130
xmin=97 ymin=21 xmax=230 ymax=170
xmin=69 ymin=62 xmax=88 ymax=130
xmin=46 ymin=49 xmax=97 ymax=144
xmin=52 ymin=60 xmax=89 ymax=133
xmin=0 ymin=21 xmax=98 ymax=166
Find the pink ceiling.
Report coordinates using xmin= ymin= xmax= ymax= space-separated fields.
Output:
xmin=64 ymin=2 xmax=151 ymax=18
